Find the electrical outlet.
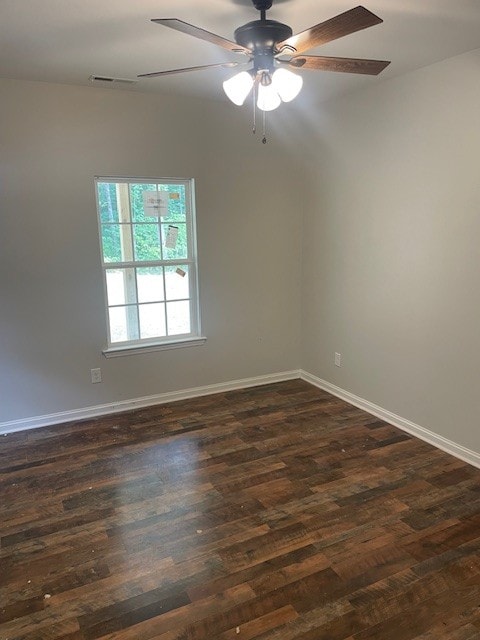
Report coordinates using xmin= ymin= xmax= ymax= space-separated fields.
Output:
xmin=91 ymin=368 xmax=102 ymax=384
xmin=334 ymin=352 xmax=341 ymax=367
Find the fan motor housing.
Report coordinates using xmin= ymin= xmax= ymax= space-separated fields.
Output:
xmin=234 ymin=20 xmax=292 ymax=52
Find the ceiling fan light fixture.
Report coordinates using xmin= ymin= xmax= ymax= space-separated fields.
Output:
xmin=223 ymin=71 xmax=254 ymax=105
xmin=144 ymin=4 xmax=390 ymax=140
xmin=271 ymin=68 xmax=303 ymax=102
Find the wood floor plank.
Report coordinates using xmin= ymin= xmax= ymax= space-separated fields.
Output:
xmin=1 ymin=379 xmax=480 ymax=639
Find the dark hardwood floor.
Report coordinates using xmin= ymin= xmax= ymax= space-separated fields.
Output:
xmin=1 ymin=380 xmax=480 ymax=640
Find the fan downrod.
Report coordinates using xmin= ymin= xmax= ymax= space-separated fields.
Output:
xmin=252 ymin=0 xmax=273 ymax=21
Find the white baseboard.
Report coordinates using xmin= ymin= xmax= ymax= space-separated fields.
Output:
xmin=300 ymin=370 xmax=480 ymax=470
xmin=3 ymin=368 xmax=479 ymax=471
xmin=0 ymin=370 xmax=301 ymax=435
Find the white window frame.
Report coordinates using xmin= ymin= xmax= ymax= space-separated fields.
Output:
xmin=94 ymin=176 xmax=205 ymax=357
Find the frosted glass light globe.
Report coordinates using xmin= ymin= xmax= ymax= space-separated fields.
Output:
xmin=257 ymin=82 xmax=281 ymax=111
xmin=272 ymin=68 xmax=303 ymax=102
xmin=223 ymin=71 xmax=254 ymax=106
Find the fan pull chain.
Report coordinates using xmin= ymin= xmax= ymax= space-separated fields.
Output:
xmin=262 ymin=110 xmax=267 ymax=144
xmin=252 ymin=82 xmax=256 ymax=135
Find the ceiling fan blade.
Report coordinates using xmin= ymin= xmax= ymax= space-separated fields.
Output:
xmin=138 ymin=61 xmax=243 ymax=79
xmin=152 ymin=19 xmax=251 ymax=54
xmin=276 ymin=6 xmax=383 ymax=55
xmin=283 ymin=55 xmax=390 ymax=75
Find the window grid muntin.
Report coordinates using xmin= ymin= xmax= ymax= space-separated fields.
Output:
xmin=107 ymin=297 xmax=190 ymax=309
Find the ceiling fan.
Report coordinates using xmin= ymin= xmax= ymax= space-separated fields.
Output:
xmin=139 ymin=0 xmax=390 ymax=112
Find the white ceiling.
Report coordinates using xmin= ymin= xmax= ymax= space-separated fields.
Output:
xmin=2 ymin=0 xmax=480 ymax=105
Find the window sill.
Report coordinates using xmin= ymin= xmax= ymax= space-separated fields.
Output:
xmin=103 ymin=336 xmax=207 ymax=358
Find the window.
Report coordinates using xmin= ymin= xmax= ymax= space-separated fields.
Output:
xmin=95 ymin=177 xmax=204 ymax=356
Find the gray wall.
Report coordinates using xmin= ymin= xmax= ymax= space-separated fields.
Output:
xmin=3 ymin=48 xmax=480 ymax=458
xmin=0 ymin=78 xmax=302 ymax=421
xmin=302 ymin=49 xmax=480 ymax=453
